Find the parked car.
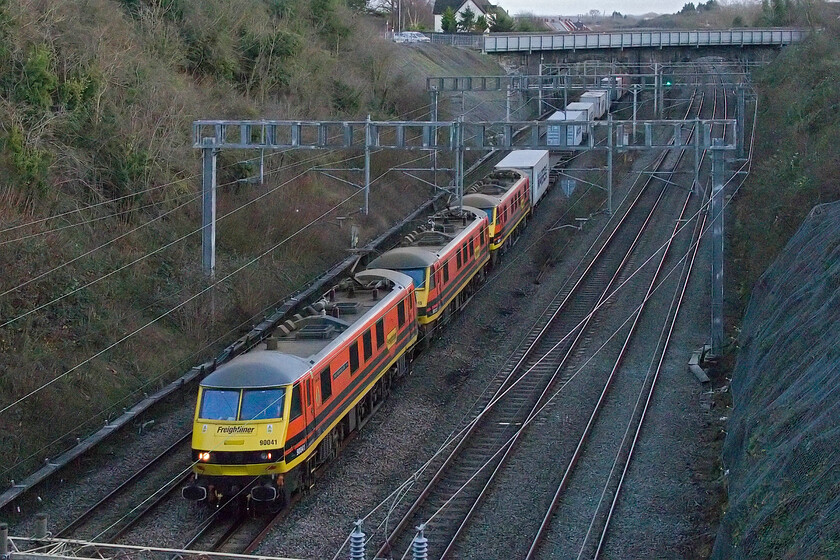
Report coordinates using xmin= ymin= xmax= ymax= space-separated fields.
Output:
xmin=393 ymin=31 xmax=430 ymax=43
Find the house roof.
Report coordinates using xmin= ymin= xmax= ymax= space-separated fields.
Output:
xmin=433 ymin=0 xmax=495 ymax=15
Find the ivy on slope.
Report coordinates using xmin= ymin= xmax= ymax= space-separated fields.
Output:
xmin=712 ymin=201 xmax=840 ymax=559
xmin=728 ymin=29 xmax=840 ymax=322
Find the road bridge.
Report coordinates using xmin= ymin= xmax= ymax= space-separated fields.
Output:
xmin=483 ymin=28 xmax=804 ymax=54
xmin=428 ymin=28 xmax=805 ymax=73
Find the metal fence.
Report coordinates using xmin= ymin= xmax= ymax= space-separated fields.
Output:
xmin=428 ymin=32 xmax=484 ymax=50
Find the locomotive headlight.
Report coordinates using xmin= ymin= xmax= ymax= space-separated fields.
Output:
xmin=260 ymin=452 xmax=272 ymax=461
xmin=198 ymin=452 xmax=211 ymax=462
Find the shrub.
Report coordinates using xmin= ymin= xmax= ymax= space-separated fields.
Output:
xmin=1 ymin=124 xmax=50 ymax=197
xmin=16 ymin=44 xmax=57 ymax=111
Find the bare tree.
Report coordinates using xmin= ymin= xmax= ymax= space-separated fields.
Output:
xmin=373 ymin=0 xmax=433 ymax=31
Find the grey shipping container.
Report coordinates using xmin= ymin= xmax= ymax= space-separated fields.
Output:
xmin=600 ymin=76 xmax=625 ymax=100
xmin=546 ymin=110 xmax=585 ymax=147
xmin=580 ymin=90 xmax=609 ymax=118
xmin=495 ymin=150 xmax=551 ymax=206
xmin=564 ymin=101 xmax=596 ymax=122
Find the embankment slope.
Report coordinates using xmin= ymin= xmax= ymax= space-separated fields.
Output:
xmin=712 ymin=201 xmax=840 ymax=558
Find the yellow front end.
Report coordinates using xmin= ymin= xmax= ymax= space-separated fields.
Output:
xmin=191 ymin=417 xmax=289 ymax=477
xmin=413 ymin=269 xmax=431 ymax=324
xmin=487 ymin=208 xmax=498 ymax=238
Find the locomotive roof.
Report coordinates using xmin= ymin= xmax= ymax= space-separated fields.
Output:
xmin=201 ymin=352 xmax=311 ymax=388
xmin=368 ymin=206 xmax=485 ymax=269
xmin=368 ymin=247 xmax=437 ymax=269
xmin=463 ymin=193 xmax=501 ymax=208
xmin=200 ymin=269 xmax=412 ymax=388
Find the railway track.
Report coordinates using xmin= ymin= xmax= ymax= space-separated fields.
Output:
xmin=181 ymin=498 xmax=294 ymax=554
xmin=526 ymin=73 xmax=731 ymax=559
xmin=369 ymin=86 xmax=709 ymax=559
xmin=54 ymin=433 xmax=193 ymax=542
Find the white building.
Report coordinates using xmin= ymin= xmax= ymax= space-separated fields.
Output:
xmin=432 ymin=0 xmax=495 ymax=32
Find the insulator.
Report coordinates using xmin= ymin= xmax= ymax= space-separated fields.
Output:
xmin=412 ymin=525 xmax=428 ymax=560
xmin=349 ymin=520 xmax=365 ymax=560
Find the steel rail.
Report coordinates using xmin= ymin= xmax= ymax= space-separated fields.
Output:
xmin=439 ymin=121 xmax=683 ymax=560
xmin=106 ymin=473 xmax=192 ymax=541
xmin=375 ymin=156 xmax=659 ymax=559
xmin=587 ymin=69 xmax=729 ymax=559
xmin=375 ymin=91 xmax=697 ymax=560
xmin=54 ymin=432 xmax=192 ymax=537
xmin=594 ymin=178 xmax=710 ymax=560
xmin=525 ymin=76 xmax=708 ymax=559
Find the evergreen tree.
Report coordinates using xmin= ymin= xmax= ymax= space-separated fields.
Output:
xmin=458 ymin=6 xmax=475 ymax=31
xmin=441 ymin=6 xmax=457 ymax=32
xmin=488 ymin=7 xmax=515 ymax=31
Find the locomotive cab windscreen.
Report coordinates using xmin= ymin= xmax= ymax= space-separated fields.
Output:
xmin=198 ymin=387 xmax=287 ymax=421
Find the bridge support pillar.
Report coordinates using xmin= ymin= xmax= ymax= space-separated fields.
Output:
xmin=631 ymin=84 xmax=640 ymax=140
xmin=654 ymin=63 xmax=660 ymax=117
xmin=564 ymin=73 xmax=569 ymax=109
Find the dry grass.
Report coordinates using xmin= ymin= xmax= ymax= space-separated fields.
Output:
xmin=0 ymin=0 xmax=510 ymax=480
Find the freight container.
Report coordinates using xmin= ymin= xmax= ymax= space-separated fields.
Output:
xmin=495 ymin=150 xmax=551 ymax=206
xmin=546 ymin=110 xmax=585 ymax=147
xmin=580 ymin=90 xmax=609 ymax=118
xmin=564 ymin=101 xmax=596 ymax=122
xmin=600 ymin=76 xmax=625 ymax=100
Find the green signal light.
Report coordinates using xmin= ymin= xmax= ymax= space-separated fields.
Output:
xmin=665 ymin=80 xmax=672 ymax=86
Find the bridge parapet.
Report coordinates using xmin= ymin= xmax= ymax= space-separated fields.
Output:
xmin=484 ymin=28 xmax=806 ymax=53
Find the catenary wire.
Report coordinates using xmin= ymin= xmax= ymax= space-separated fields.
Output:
xmin=0 ymin=185 xmax=367 ymax=416
xmin=340 ymin=98 xmax=756 ymax=554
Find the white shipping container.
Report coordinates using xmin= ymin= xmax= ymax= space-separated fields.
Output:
xmin=495 ymin=150 xmax=551 ymax=206
xmin=580 ymin=90 xmax=609 ymax=118
xmin=546 ymin=110 xmax=585 ymax=147
xmin=600 ymin=76 xmax=625 ymax=100
xmin=565 ymin=101 xmax=596 ymax=122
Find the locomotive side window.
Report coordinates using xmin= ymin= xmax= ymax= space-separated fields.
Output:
xmin=290 ymin=384 xmax=303 ymax=420
xmin=363 ymin=330 xmax=372 ymax=360
xmin=320 ymin=367 xmax=332 ymax=401
xmin=241 ymin=388 xmax=285 ymax=420
xmin=198 ymin=388 xmax=240 ymax=421
xmin=376 ymin=319 xmax=385 ymax=348
xmin=456 ymin=251 xmax=461 ymax=268
xmin=349 ymin=340 xmax=359 ymax=373
xmin=398 ymin=300 xmax=406 ymax=327
xmin=443 ymin=262 xmax=449 ymax=283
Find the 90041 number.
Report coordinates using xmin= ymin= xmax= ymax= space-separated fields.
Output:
xmin=260 ymin=439 xmax=278 ymax=446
